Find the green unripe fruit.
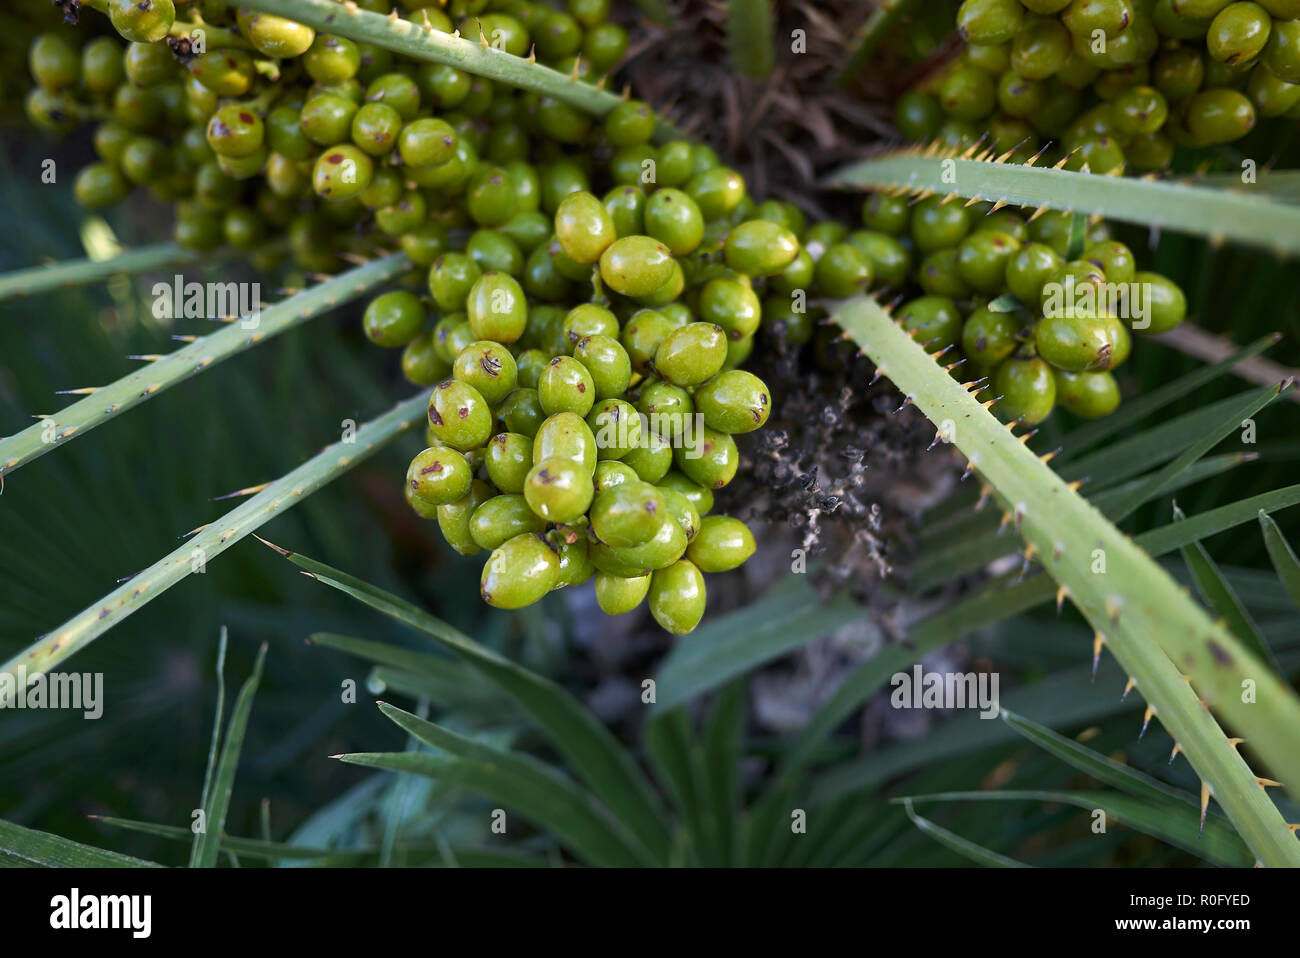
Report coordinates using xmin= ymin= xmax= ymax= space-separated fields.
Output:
xmin=82 ymin=36 xmax=125 ymax=95
xmin=815 ymin=244 xmax=873 ymax=298
xmin=74 ymin=164 xmax=129 ymax=209
xmin=1083 ymin=241 xmax=1137 ymax=285
xmin=911 ymin=196 xmax=972 ymax=254
xmin=637 ymin=381 xmax=695 ymax=442
xmin=485 ymin=433 xmax=534 ymax=494
xmin=956 ymin=230 xmax=1022 ymax=293
xmin=407 ymin=446 xmax=472 ymax=506
xmin=574 ymin=335 xmax=633 ymax=400
xmin=685 ymin=166 xmax=746 ymax=220
xmin=525 ymin=457 xmax=595 ymax=523
xmin=648 ymin=560 xmax=707 ymax=635
xmin=962 ymin=306 xmax=1022 ymax=368
xmin=300 ymin=94 xmax=358 ymax=145
xmin=608 ymin=513 xmax=689 ymax=571
xmin=622 ymin=311 xmax=673 ymax=373
xmin=623 ymin=430 xmax=674 ymax=483
xmin=939 ymin=64 xmax=998 ymax=120
xmin=470 ymin=495 xmax=547 ymax=551
xmin=847 ymin=231 xmax=912 ymax=289
xmin=312 ymin=145 xmax=373 ymax=200
xmin=398 ymin=117 xmax=458 ymax=167
xmin=604 ymin=185 xmax=647 ymax=238
xmin=957 ymin=0 xmax=1025 ymax=44
xmin=428 ymin=253 xmax=483 ymax=314
xmin=1072 ymin=136 xmax=1129 ymax=177
xmin=994 ymin=355 xmax=1057 ymax=424
xmin=658 ymin=471 xmax=714 ymax=516
xmin=443 ymin=318 xmax=477 ymax=360
xmin=174 ymin=207 xmax=222 ymax=251
xmin=687 ymin=515 xmax=756 ymax=573
xmin=1132 ymin=271 xmax=1187 ymax=333
xmin=481 ymin=533 xmax=559 ymax=609
xmin=501 ymin=388 xmax=546 ymax=437
xmin=604 ymin=99 xmax=655 ymax=147
xmin=594 ymin=461 xmax=639 ymax=494
xmin=349 ymin=101 xmax=402 ymax=155
xmin=659 ymin=488 xmax=701 ymax=542
xmin=1012 ymin=15 xmax=1073 ymax=78
xmin=1054 ymin=369 xmax=1121 ymax=418
xmin=1248 ymin=63 xmax=1300 ymax=115
xmin=562 ymin=303 xmax=620 ymax=347
xmin=1257 ymin=0 xmax=1300 ymax=15
xmin=365 ymin=72 xmax=421 ymax=120
xmin=305 ymin=35 xmax=361 ymax=84
xmin=555 ymin=191 xmax=617 ymax=264
xmin=243 ymin=13 xmax=316 ymax=58
xmin=453 ymin=340 xmax=518 ymax=404
xmin=1036 ymin=311 xmax=1126 ymax=372
xmin=655 ymin=323 xmax=728 ymax=386
xmin=121 ymin=137 xmax=170 ymax=185
xmin=644 ymin=189 xmax=706 ymax=257
xmin=401 ymin=332 xmax=449 ymax=387
xmin=364 ymin=290 xmax=425 ymax=347
xmin=1041 ymin=260 xmax=1108 ymax=316
xmin=599 ymin=236 xmax=676 ymax=297
xmin=466 ymin=165 xmax=518 ymax=227
xmin=635 ymin=262 xmax=686 ymax=308
xmin=376 ymin=191 xmax=428 ymax=237
xmin=862 ymin=193 xmax=911 ymax=236
xmin=675 ymin=427 xmax=739 ymax=489
xmin=590 ymin=481 xmax=667 ymax=547
xmin=584 ymin=21 xmax=629 ymax=71
xmin=109 ymin=0 xmax=175 ymax=43
xmin=499 ymin=212 xmax=552 ymax=255
xmin=698 ymin=278 xmax=762 ymax=341
xmin=539 ymin=356 xmax=596 ymax=416
xmin=694 ymin=370 xmax=772 ymax=434
xmin=722 ymin=219 xmax=800 ymax=277
xmin=1184 ymin=88 xmax=1256 ymax=143
xmin=897 ymin=296 xmax=964 ymax=354
xmin=919 ymin=249 xmax=973 ymax=300
xmin=435 ymin=480 xmax=490 ymax=554
xmin=206 ymin=104 xmax=264 ymax=158
xmin=595 ymin=571 xmax=652 ymax=615
xmin=1264 ymin=19 xmax=1300 ymax=84
xmin=466 ymin=271 xmax=527 ymax=343
xmin=190 ymin=50 xmax=255 ymax=97
xmin=588 ymin=398 xmax=643 ymax=460
xmin=534 ymin=412 xmax=598 ymax=473
xmin=552 ymin=534 xmax=594 ymax=588
xmin=216 ymin=144 xmax=268 ymax=181
xmin=1207 ymin=2 xmax=1271 ymax=66
xmin=123 ymin=40 xmax=174 ymax=87
xmin=1065 ymin=0 xmax=1137 ymax=37
xmin=428 ymin=379 xmax=493 ymax=451
xmin=895 ymin=89 xmax=945 ymax=140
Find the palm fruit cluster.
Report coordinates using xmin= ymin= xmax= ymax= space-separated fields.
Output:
xmin=401 ymin=186 xmax=791 ymax=634
xmin=26 ymin=1 xmax=792 ymax=635
xmin=895 ymin=0 xmax=1300 ymax=173
xmin=753 ymin=188 xmax=1188 ymax=424
xmin=26 ymin=0 xmax=632 ymax=265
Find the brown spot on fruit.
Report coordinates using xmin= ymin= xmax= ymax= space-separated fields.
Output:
xmin=458 ymin=406 xmax=469 ymax=419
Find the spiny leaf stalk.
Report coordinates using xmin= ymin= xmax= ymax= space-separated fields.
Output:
xmin=0 ymin=252 xmax=410 ymax=478
xmin=833 ymin=294 xmax=1300 ymax=867
xmin=0 ymin=388 xmax=430 ymax=698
